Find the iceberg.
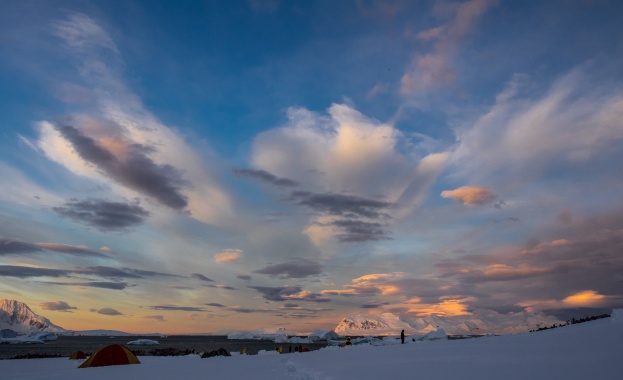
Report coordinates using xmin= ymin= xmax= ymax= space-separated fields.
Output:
xmin=127 ymin=339 xmax=159 ymax=345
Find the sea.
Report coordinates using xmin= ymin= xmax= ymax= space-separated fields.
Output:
xmin=0 ymin=336 xmax=328 ymax=360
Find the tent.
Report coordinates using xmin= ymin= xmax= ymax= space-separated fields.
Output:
xmin=78 ymin=344 xmax=140 ymax=368
xmin=69 ymin=351 xmax=86 ymax=360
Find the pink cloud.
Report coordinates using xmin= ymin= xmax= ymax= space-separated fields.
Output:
xmin=440 ymin=186 xmax=496 ymax=205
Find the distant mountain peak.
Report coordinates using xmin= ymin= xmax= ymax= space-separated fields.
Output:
xmin=0 ymin=299 xmax=66 ymax=333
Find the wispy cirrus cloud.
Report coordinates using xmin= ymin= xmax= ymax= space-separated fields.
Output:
xmin=39 ymin=12 xmax=235 ymax=226
xmin=401 ymin=0 xmax=498 ymax=93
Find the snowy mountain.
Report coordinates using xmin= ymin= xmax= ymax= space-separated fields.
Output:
xmin=0 ymin=299 xmax=66 ymax=333
xmin=334 ymin=309 xmax=563 ymax=336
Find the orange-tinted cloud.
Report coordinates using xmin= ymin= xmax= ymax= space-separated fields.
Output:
xmin=214 ymin=249 xmax=242 ymax=263
xmin=441 ymin=186 xmax=496 ymax=205
xmin=406 ymin=297 xmax=473 ymax=317
xmin=520 ymin=239 xmax=570 ymax=255
xmin=563 ymin=290 xmax=606 ymax=306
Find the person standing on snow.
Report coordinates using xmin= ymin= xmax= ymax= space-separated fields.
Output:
xmin=401 ymin=330 xmax=405 ymax=344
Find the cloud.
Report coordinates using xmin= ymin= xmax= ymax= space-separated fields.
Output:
xmin=40 ymin=301 xmax=77 ymax=312
xmin=290 ymin=191 xmax=393 ymax=219
xmin=40 ymin=12 xmax=234 ymax=226
xmin=53 ymin=124 xmax=188 ymax=209
xmin=563 ymin=290 xmax=607 ymax=307
xmin=53 ymin=198 xmax=149 ymax=231
xmin=251 ymin=104 xmax=448 ymax=244
xmin=520 ymin=239 xmax=570 ymax=255
xmin=206 ymin=303 xmax=225 ymax=308
xmin=144 ymin=315 xmax=166 ymax=322
xmin=0 ymin=238 xmax=43 ymax=255
xmin=43 ymin=281 xmax=130 ymax=290
xmin=34 ymin=243 xmax=110 ymax=258
xmin=233 ymin=168 xmax=298 ymax=187
xmin=406 ymin=298 xmax=473 ymax=317
xmin=96 ymin=307 xmax=123 ymax=316
xmin=0 ymin=265 xmax=71 ymax=278
xmin=214 ymin=249 xmax=242 ymax=263
xmin=327 ymin=219 xmax=391 ymax=242
xmin=451 ymin=67 xmax=623 ymax=182
xmin=191 ymin=273 xmax=215 ymax=282
xmin=236 ymin=274 xmax=252 ymax=280
xmin=249 ymin=285 xmax=330 ymax=302
xmin=76 ymin=266 xmax=179 ymax=279
xmin=401 ymin=0 xmax=498 ymax=93
xmin=440 ymin=186 xmax=497 ymax=205
xmin=53 ymin=12 xmax=119 ymax=55
xmin=207 ymin=284 xmax=237 ymax=290
xmin=254 ymin=259 xmax=323 ymax=279
xmin=0 ymin=238 xmax=110 ymax=258
xmin=321 ymin=272 xmax=451 ymax=302
xmin=149 ymin=305 xmax=207 ymax=312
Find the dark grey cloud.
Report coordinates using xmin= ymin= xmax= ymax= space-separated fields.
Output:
xmin=0 ymin=264 xmax=173 ymax=290
xmin=361 ymin=304 xmax=381 ymax=308
xmin=0 ymin=265 xmax=71 ymax=278
xmin=206 ymin=303 xmax=225 ymax=308
xmin=207 ymin=284 xmax=237 ymax=290
xmin=233 ymin=168 xmax=299 ymax=187
xmin=283 ymin=303 xmax=299 ymax=308
xmin=236 ymin=274 xmax=252 ymax=280
xmin=144 ymin=315 xmax=166 ymax=322
xmin=40 ymin=301 xmax=77 ymax=312
xmin=36 ymin=243 xmax=110 ymax=258
xmin=191 ymin=273 xmax=215 ymax=282
xmin=53 ymin=199 xmax=149 ymax=231
xmin=329 ymin=219 xmax=391 ymax=242
xmin=249 ymin=285 xmax=330 ymax=303
xmin=96 ymin=307 xmax=123 ymax=316
xmin=43 ymin=281 xmax=130 ymax=290
xmin=254 ymin=259 xmax=323 ymax=279
xmin=0 ymin=238 xmax=42 ymax=254
xmin=290 ymin=191 xmax=393 ymax=219
xmin=435 ymin=211 xmax=623 ymax=312
xmin=55 ymin=125 xmax=188 ymax=209
xmin=0 ymin=238 xmax=109 ymax=258
xmin=77 ymin=266 xmax=179 ymax=279
xmin=149 ymin=305 xmax=207 ymax=312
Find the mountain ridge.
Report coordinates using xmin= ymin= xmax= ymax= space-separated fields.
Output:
xmin=334 ymin=309 xmax=563 ymax=336
xmin=0 ymin=299 xmax=66 ymax=333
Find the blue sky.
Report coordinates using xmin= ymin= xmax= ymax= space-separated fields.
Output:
xmin=1 ymin=0 xmax=623 ymax=333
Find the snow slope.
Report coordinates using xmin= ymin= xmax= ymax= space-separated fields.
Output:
xmin=1 ymin=315 xmax=621 ymax=380
xmin=0 ymin=299 xmax=66 ymax=333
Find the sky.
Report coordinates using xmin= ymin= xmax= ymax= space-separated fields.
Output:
xmin=1 ymin=0 xmax=623 ymax=334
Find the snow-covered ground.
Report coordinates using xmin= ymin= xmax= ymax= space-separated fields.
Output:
xmin=1 ymin=317 xmax=621 ymax=380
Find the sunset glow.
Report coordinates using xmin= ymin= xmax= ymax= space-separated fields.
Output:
xmin=1 ymin=1 xmax=622 ymax=334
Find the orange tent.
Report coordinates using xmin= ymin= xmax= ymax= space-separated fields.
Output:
xmin=69 ymin=351 xmax=86 ymax=360
xmin=78 ymin=344 xmax=140 ymax=368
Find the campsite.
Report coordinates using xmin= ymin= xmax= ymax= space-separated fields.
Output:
xmin=1 ymin=316 xmax=622 ymax=380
